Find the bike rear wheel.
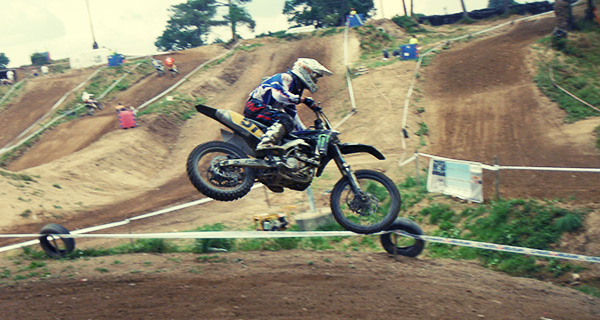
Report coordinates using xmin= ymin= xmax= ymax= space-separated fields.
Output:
xmin=186 ymin=141 xmax=255 ymax=201
xmin=330 ymin=169 xmax=401 ymax=234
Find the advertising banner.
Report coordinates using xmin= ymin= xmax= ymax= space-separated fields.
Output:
xmin=427 ymin=158 xmax=483 ymax=203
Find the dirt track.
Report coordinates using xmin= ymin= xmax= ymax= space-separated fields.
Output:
xmin=421 ymin=17 xmax=600 ymax=201
xmin=1 ymin=14 xmax=600 ymax=320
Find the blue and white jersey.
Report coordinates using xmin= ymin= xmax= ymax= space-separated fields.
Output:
xmin=249 ymin=72 xmax=302 ymax=110
xmin=248 ymin=72 xmax=307 ymax=130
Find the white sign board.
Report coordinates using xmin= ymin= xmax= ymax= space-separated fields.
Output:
xmin=427 ymin=158 xmax=483 ymax=203
xmin=69 ymin=49 xmax=110 ymax=69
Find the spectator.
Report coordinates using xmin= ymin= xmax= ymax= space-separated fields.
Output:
xmin=350 ymin=7 xmax=357 ymax=16
xmin=6 ymin=70 xmax=14 ymax=84
xmin=41 ymin=65 xmax=49 ymax=75
xmin=409 ymin=35 xmax=419 ymax=45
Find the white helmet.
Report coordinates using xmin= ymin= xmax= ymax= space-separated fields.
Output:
xmin=291 ymin=58 xmax=333 ymax=93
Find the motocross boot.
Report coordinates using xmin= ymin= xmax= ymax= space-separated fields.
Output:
xmin=256 ymin=123 xmax=286 ymax=157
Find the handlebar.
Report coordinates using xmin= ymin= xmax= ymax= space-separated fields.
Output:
xmin=312 ymin=106 xmax=333 ymax=131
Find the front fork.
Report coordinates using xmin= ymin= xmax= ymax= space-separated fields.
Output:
xmin=331 ymin=145 xmax=364 ymax=196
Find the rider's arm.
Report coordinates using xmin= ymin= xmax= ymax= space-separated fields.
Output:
xmin=293 ymin=113 xmax=306 ymax=130
xmin=268 ymin=73 xmax=301 ymax=105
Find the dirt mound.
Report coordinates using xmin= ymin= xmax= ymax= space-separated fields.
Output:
xmin=420 ymin=17 xmax=600 ymax=201
xmin=365 ymin=18 xmax=406 ymax=39
xmin=1 ymin=13 xmax=600 ymax=319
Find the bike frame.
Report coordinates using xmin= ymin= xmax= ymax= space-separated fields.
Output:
xmin=194 ymin=104 xmax=386 ymax=183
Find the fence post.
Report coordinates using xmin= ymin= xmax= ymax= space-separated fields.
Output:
xmin=415 ymin=152 xmax=420 ymax=186
xmin=494 ymin=156 xmax=500 ymax=200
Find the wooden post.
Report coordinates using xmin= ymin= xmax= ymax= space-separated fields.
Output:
xmin=263 ymin=187 xmax=271 ymax=207
xmin=306 ymin=186 xmax=317 ymax=213
xmin=494 ymin=156 xmax=500 ymax=201
xmin=415 ymin=152 xmax=420 ymax=186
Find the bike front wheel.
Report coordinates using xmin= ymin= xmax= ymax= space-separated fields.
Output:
xmin=330 ymin=169 xmax=401 ymax=234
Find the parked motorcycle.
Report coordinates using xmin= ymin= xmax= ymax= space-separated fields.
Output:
xmin=186 ymin=104 xmax=401 ymax=234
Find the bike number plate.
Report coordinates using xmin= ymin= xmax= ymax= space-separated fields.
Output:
xmin=230 ymin=112 xmax=263 ymax=139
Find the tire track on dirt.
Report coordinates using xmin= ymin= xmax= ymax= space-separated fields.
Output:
xmin=422 ymin=17 xmax=600 ymax=201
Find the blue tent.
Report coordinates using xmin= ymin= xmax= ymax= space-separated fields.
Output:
xmin=347 ymin=14 xmax=365 ymax=27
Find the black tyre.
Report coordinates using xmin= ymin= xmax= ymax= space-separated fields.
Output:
xmin=96 ymin=102 xmax=103 ymax=111
xmin=186 ymin=141 xmax=255 ymax=201
xmin=39 ymin=223 xmax=75 ymax=258
xmin=380 ymin=218 xmax=425 ymax=257
xmin=330 ymin=169 xmax=401 ymax=234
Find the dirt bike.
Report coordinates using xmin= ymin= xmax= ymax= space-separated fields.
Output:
xmin=186 ymin=104 xmax=402 ymax=234
xmin=169 ymin=65 xmax=180 ymax=78
xmin=84 ymin=98 xmax=103 ymax=116
xmin=156 ymin=65 xmax=165 ymax=77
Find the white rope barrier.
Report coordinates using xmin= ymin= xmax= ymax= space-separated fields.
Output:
xmin=401 ymin=152 xmax=600 ymax=173
xmin=397 ymin=231 xmax=600 ymax=264
xmin=0 ymin=79 xmax=26 ymax=107
xmin=2 ymin=230 xmax=364 ymax=240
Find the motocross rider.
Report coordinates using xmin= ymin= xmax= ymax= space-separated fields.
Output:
xmin=151 ymin=58 xmax=163 ymax=71
xmin=81 ymin=91 xmax=97 ymax=105
xmin=244 ymin=58 xmax=333 ymax=156
xmin=164 ymin=56 xmax=178 ymax=73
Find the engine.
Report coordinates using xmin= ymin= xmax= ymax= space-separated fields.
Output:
xmin=257 ymin=141 xmax=319 ymax=192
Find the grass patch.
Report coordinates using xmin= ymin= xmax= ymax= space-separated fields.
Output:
xmin=422 ymin=198 xmax=586 ymax=278
xmin=136 ymin=94 xmax=202 ymax=123
xmin=535 ymin=27 xmax=600 ymax=123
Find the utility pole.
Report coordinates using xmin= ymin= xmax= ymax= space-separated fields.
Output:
xmin=86 ymin=0 xmax=98 ymax=49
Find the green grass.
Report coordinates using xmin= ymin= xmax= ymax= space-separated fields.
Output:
xmin=422 ymin=198 xmax=587 ymax=279
xmin=535 ymin=27 xmax=600 ymax=123
xmin=136 ymin=94 xmax=202 ymax=123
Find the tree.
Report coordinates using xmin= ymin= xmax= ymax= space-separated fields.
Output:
xmin=30 ymin=52 xmax=49 ymax=66
xmin=487 ymin=0 xmax=517 ymax=9
xmin=155 ymin=0 xmax=254 ymax=51
xmin=283 ymin=0 xmax=375 ymax=28
xmin=0 ymin=53 xmax=9 ymax=69
xmin=460 ymin=0 xmax=468 ymax=18
xmin=156 ymin=0 xmax=219 ymax=51
xmin=224 ymin=0 xmax=255 ymax=42
xmin=584 ymin=0 xmax=596 ymax=21
xmin=401 ymin=0 xmax=407 ymax=16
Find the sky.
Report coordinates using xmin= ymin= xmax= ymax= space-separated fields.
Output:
xmin=0 ymin=0 xmax=492 ymax=68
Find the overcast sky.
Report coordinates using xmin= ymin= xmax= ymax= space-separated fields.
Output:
xmin=0 ymin=0 xmax=492 ymax=68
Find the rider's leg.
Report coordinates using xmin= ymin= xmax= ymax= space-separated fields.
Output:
xmin=256 ymin=113 xmax=294 ymax=156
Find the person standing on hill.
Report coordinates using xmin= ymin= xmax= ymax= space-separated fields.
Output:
xmin=244 ymin=58 xmax=333 ymax=156
xmin=6 ymin=69 xmax=14 ymax=84
xmin=409 ymin=35 xmax=419 ymax=45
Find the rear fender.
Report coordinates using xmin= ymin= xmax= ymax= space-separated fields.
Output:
xmin=316 ymin=143 xmax=385 ymax=177
xmin=196 ymin=104 xmax=265 ymax=152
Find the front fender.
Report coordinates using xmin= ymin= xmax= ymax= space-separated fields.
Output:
xmin=316 ymin=143 xmax=385 ymax=177
xmin=339 ymin=143 xmax=385 ymax=160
